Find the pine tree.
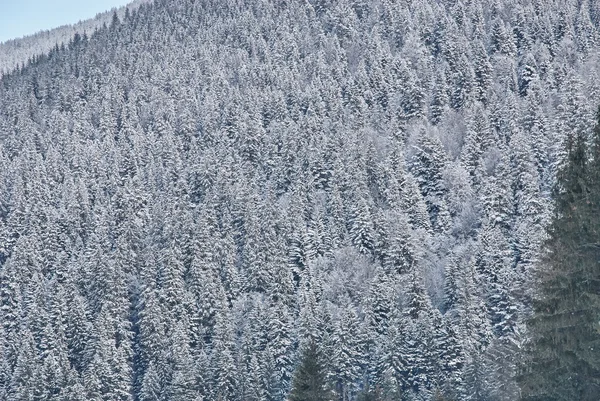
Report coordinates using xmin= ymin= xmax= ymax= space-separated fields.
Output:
xmin=518 ymin=107 xmax=600 ymax=400
xmin=408 ymin=132 xmax=449 ymax=232
xmin=349 ymin=195 xmax=376 ymax=255
xmin=209 ymin=309 xmax=238 ymax=401
xmin=331 ymin=305 xmax=364 ymax=400
xmin=430 ymin=67 xmax=449 ymax=125
xmin=264 ymin=299 xmax=295 ymax=401
xmin=472 ymin=40 xmax=492 ymax=104
xmin=518 ymin=53 xmax=539 ymax=97
xmin=289 ymin=340 xmax=331 ymax=401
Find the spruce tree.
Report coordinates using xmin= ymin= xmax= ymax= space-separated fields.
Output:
xmin=518 ymin=107 xmax=600 ymax=400
xmin=289 ymin=340 xmax=330 ymax=401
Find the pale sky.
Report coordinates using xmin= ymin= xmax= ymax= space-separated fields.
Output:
xmin=0 ymin=0 xmax=132 ymax=43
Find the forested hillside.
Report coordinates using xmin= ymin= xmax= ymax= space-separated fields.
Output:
xmin=0 ymin=0 xmax=151 ymax=76
xmin=0 ymin=0 xmax=599 ymax=400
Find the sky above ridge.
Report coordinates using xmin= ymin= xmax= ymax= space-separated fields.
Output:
xmin=0 ymin=0 xmax=132 ymax=43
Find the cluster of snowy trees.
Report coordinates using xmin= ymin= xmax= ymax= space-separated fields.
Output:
xmin=0 ymin=0 xmax=599 ymax=400
xmin=0 ymin=0 xmax=152 ymax=75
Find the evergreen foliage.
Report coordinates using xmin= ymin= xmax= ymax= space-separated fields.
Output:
xmin=289 ymin=341 xmax=331 ymax=401
xmin=0 ymin=0 xmax=599 ymax=400
xmin=518 ymin=107 xmax=600 ymax=401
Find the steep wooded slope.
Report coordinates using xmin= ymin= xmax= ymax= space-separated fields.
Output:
xmin=0 ymin=0 xmax=599 ymax=400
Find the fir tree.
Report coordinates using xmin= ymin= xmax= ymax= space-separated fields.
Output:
xmin=289 ymin=340 xmax=331 ymax=401
xmin=518 ymin=107 xmax=600 ymax=400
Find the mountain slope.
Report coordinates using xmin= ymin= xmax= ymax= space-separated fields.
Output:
xmin=0 ymin=0 xmax=151 ymax=75
xmin=0 ymin=0 xmax=599 ymax=400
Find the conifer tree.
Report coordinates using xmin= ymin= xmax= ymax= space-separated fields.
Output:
xmin=289 ymin=340 xmax=331 ymax=401
xmin=518 ymin=107 xmax=600 ymax=400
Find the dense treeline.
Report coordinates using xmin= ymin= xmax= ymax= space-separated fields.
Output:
xmin=0 ymin=0 xmax=152 ymax=75
xmin=0 ymin=0 xmax=599 ymax=400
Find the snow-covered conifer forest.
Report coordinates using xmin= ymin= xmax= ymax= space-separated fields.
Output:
xmin=0 ymin=0 xmax=152 ymax=76
xmin=0 ymin=0 xmax=599 ymax=400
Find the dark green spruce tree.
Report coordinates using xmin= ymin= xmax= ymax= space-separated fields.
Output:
xmin=289 ymin=340 xmax=331 ymax=401
xmin=518 ymin=107 xmax=600 ymax=400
